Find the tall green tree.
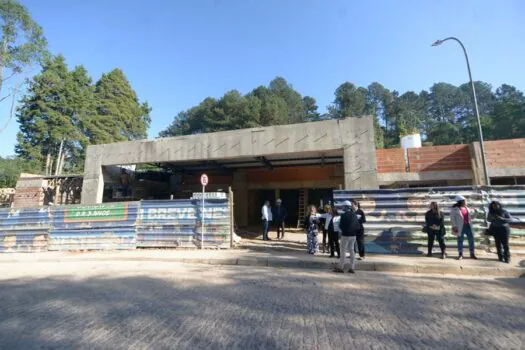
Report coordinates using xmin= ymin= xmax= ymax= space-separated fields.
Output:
xmin=491 ymin=84 xmax=525 ymax=140
xmin=365 ymin=82 xmax=393 ymax=148
xmin=425 ymin=83 xmax=464 ymax=145
xmin=456 ymin=81 xmax=494 ymax=143
xmin=302 ymin=96 xmax=320 ymax=121
xmin=15 ymin=55 xmax=85 ymax=173
xmin=84 ymin=69 xmax=151 ymax=144
xmin=250 ymin=86 xmax=288 ymax=126
xmin=269 ymin=77 xmax=305 ymax=123
xmin=329 ymin=82 xmax=366 ymax=119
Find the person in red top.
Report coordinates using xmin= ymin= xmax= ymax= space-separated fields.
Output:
xmin=450 ymin=195 xmax=477 ymax=260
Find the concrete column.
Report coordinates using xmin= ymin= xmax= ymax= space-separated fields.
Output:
xmin=81 ymin=147 xmax=105 ymax=204
xmin=232 ymin=171 xmax=248 ymax=227
xmin=275 ymin=188 xmax=280 ymax=201
xmin=340 ymin=117 xmax=379 ymax=190
xmin=468 ymin=142 xmax=487 ymax=185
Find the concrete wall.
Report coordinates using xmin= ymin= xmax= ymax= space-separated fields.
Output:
xmin=81 ymin=117 xmax=379 ymax=204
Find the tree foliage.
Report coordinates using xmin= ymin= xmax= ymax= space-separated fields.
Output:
xmin=0 ymin=155 xmax=38 ymax=187
xmin=159 ymin=77 xmax=319 ymax=137
xmin=0 ymin=0 xmax=47 ymax=95
xmin=161 ymin=77 xmax=525 ymax=150
xmin=15 ymin=56 xmax=150 ymax=173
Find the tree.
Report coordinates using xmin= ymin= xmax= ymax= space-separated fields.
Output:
xmin=456 ymin=81 xmax=495 ymax=143
xmin=269 ymin=77 xmax=305 ymax=123
xmin=0 ymin=156 xmax=38 ymax=187
xmin=250 ymin=86 xmax=288 ymax=126
xmin=0 ymin=0 xmax=47 ymax=97
xmin=365 ymin=82 xmax=393 ymax=148
xmin=159 ymin=77 xmax=310 ymax=138
xmin=15 ymin=55 xmax=85 ymax=174
xmin=425 ymin=83 xmax=464 ymax=145
xmin=0 ymin=156 xmax=20 ymax=187
xmin=84 ymin=69 xmax=151 ymax=144
xmin=213 ymin=90 xmax=262 ymax=130
xmin=491 ymin=84 xmax=525 ymax=140
xmin=393 ymin=91 xmax=427 ymax=137
xmin=302 ymin=96 xmax=320 ymax=121
xmin=158 ymin=110 xmax=192 ymax=138
xmin=0 ymin=0 xmax=47 ymax=136
xmin=159 ymin=77 xmax=525 ymax=147
xmin=329 ymin=82 xmax=366 ymax=119
xmin=16 ymin=57 xmax=149 ymax=173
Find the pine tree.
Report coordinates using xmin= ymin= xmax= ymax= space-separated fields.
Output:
xmin=15 ymin=55 xmax=83 ymax=173
xmin=85 ymin=69 xmax=151 ymax=144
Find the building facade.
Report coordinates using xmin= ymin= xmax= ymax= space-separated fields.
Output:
xmin=78 ymin=117 xmax=525 ymax=227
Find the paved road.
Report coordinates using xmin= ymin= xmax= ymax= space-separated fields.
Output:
xmin=0 ymin=261 xmax=524 ymax=350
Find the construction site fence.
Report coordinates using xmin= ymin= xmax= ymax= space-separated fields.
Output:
xmin=333 ymin=185 xmax=525 ymax=253
xmin=0 ymin=198 xmax=232 ymax=253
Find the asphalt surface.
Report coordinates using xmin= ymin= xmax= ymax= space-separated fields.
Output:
xmin=0 ymin=260 xmax=524 ymax=349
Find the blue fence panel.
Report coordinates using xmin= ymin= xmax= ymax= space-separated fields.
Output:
xmin=49 ymin=202 xmax=139 ymax=251
xmin=137 ymin=200 xmax=198 ymax=248
xmin=0 ymin=207 xmax=50 ymax=253
xmin=137 ymin=199 xmax=231 ymax=249
xmin=333 ymin=185 xmax=525 ymax=254
xmin=195 ymin=199 xmax=231 ymax=248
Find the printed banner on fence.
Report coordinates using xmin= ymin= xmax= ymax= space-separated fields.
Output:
xmin=64 ymin=203 xmax=128 ymax=223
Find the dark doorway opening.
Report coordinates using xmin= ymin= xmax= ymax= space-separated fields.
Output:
xmin=279 ymin=189 xmax=299 ymax=227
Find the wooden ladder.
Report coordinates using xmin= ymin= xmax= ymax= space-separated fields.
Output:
xmin=296 ymin=188 xmax=308 ymax=228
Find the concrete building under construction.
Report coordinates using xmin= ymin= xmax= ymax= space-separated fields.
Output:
xmin=72 ymin=116 xmax=525 ymax=228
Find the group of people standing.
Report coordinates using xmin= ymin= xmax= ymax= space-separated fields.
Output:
xmin=261 ymin=194 xmax=514 ymax=273
xmin=304 ymin=200 xmax=366 ymax=274
xmin=424 ymin=195 xmax=513 ymax=263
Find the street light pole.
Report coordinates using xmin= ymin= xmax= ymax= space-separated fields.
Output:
xmin=432 ymin=37 xmax=491 ymax=186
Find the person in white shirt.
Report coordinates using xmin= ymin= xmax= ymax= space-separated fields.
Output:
xmin=261 ymin=201 xmax=271 ymax=241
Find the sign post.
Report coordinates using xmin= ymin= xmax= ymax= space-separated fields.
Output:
xmin=200 ymin=173 xmax=209 ymax=249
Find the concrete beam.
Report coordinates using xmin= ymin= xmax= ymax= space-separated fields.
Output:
xmin=487 ymin=167 xmax=525 ymax=178
xmin=81 ymin=117 xmax=377 ymax=204
xmin=247 ymin=180 xmax=341 ymax=190
xmin=378 ymin=170 xmax=473 ymax=185
xmin=86 ymin=119 xmax=355 ymax=167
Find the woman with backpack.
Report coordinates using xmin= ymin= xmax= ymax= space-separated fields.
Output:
xmin=425 ymin=201 xmax=446 ymax=259
xmin=450 ymin=195 xmax=478 ymax=260
xmin=487 ymin=201 xmax=512 ymax=263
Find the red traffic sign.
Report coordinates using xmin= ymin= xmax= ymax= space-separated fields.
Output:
xmin=200 ymin=173 xmax=209 ymax=186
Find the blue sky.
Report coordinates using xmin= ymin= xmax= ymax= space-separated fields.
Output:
xmin=1 ymin=0 xmax=524 ymax=156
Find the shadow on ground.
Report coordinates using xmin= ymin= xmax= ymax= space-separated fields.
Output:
xmin=0 ymin=264 xmax=524 ymax=349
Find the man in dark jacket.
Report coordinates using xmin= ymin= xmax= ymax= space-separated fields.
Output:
xmin=335 ymin=200 xmax=360 ymax=273
xmin=273 ymin=199 xmax=287 ymax=240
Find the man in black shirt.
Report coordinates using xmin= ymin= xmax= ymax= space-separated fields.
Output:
xmin=273 ymin=199 xmax=287 ymax=240
xmin=335 ymin=200 xmax=360 ymax=273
